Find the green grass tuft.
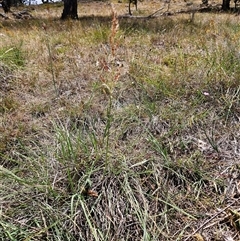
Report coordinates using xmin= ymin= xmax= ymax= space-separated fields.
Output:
xmin=0 ymin=44 xmax=25 ymax=68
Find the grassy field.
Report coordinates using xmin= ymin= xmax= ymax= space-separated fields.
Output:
xmin=0 ymin=0 xmax=240 ymax=240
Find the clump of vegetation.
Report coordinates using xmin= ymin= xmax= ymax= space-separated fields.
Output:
xmin=0 ymin=44 xmax=25 ymax=68
xmin=0 ymin=1 xmax=239 ymax=240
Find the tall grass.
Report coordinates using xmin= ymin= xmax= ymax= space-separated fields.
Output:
xmin=0 ymin=2 xmax=240 ymax=240
xmin=0 ymin=44 xmax=25 ymax=68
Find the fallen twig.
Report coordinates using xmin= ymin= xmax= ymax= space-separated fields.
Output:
xmin=146 ymin=7 xmax=165 ymax=18
xmin=184 ymin=200 xmax=237 ymax=241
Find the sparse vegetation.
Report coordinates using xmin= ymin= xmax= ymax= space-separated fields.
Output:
xmin=0 ymin=1 xmax=239 ymax=240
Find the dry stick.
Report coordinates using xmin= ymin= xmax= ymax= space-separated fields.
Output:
xmin=118 ymin=5 xmax=165 ymax=19
xmin=119 ymin=6 xmax=201 ymax=19
xmin=146 ymin=7 xmax=165 ymax=18
xmin=183 ymin=200 xmax=237 ymax=241
xmin=147 ymin=0 xmax=171 ymax=18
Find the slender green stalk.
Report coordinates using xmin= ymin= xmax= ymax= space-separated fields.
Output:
xmin=103 ymin=96 xmax=113 ymax=167
xmin=45 ymin=36 xmax=58 ymax=97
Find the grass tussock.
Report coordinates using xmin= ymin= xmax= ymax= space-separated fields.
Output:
xmin=0 ymin=1 xmax=239 ymax=240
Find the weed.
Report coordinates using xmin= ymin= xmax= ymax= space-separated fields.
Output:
xmin=0 ymin=44 xmax=25 ymax=68
xmin=0 ymin=95 xmax=19 ymax=114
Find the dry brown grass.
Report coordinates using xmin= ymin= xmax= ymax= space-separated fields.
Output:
xmin=0 ymin=1 xmax=240 ymax=240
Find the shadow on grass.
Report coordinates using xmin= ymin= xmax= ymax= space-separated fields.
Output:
xmin=1 ymin=14 xmax=177 ymax=34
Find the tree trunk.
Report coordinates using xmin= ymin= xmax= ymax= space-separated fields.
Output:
xmin=61 ymin=0 xmax=78 ymax=20
xmin=2 ymin=0 xmax=11 ymax=13
xmin=222 ymin=0 xmax=230 ymax=10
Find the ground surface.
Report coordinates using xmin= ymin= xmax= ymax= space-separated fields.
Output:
xmin=0 ymin=0 xmax=240 ymax=240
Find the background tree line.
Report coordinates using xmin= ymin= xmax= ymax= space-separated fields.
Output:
xmin=0 ymin=0 xmax=57 ymax=12
xmin=0 ymin=0 xmax=237 ymax=19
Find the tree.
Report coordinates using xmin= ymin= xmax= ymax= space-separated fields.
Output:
xmin=2 ymin=0 xmax=11 ymax=12
xmin=202 ymin=0 xmax=231 ymax=10
xmin=61 ymin=0 xmax=78 ymax=20
xmin=222 ymin=0 xmax=231 ymax=10
xmin=1 ymin=0 xmax=24 ymax=12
